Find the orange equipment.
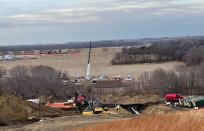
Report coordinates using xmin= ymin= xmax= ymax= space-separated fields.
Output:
xmin=47 ymin=102 xmax=74 ymax=109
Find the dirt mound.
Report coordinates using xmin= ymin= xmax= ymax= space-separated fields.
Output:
xmin=27 ymin=101 xmax=76 ymax=117
xmin=142 ymin=104 xmax=176 ymax=115
xmin=0 ymin=95 xmax=34 ymax=122
xmin=0 ymin=95 xmax=76 ymax=126
xmin=100 ymin=94 xmax=161 ymax=105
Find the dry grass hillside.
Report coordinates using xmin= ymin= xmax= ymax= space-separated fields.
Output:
xmin=0 ymin=48 xmax=184 ymax=78
xmin=74 ymin=109 xmax=204 ymax=131
xmin=0 ymin=95 xmax=33 ymax=122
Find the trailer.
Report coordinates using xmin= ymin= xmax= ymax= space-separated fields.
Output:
xmin=184 ymin=96 xmax=204 ymax=109
xmin=165 ymin=95 xmax=204 ymax=109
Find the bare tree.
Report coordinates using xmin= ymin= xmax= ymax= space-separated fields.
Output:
xmin=0 ymin=66 xmax=6 ymax=95
xmin=9 ymin=66 xmax=29 ymax=98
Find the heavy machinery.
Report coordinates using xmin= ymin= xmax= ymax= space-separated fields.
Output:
xmin=179 ymin=96 xmax=204 ymax=109
xmin=45 ymin=92 xmax=105 ymax=115
xmin=164 ymin=94 xmax=204 ymax=109
xmin=82 ymin=106 xmax=104 ymax=116
xmin=73 ymin=92 xmax=105 ymax=115
xmin=81 ymin=100 xmax=104 ymax=116
xmin=164 ymin=94 xmax=183 ymax=106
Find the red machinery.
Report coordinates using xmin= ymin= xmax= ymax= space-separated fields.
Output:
xmin=164 ymin=94 xmax=183 ymax=102
xmin=46 ymin=92 xmax=87 ymax=112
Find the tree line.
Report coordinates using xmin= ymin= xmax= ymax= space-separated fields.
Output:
xmin=0 ymin=65 xmax=128 ymax=101
xmin=1 ymin=64 xmax=204 ymax=101
xmin=0 ymin=40 xmax=142 ymax=52
xmin=135 ymin=65 xmax=204 ymax=96
xmin=112 ymin=39 xmax=204 ymax=66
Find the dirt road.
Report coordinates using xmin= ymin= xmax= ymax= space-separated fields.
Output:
xmin=1 ymin=114 xmax=132 ymax=131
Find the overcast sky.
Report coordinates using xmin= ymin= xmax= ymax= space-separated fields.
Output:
xmin=0 ymin=0 xmax=204 ymax=45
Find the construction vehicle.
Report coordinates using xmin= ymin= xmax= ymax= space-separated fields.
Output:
xmin=74 ymin=92 xmax=89 ymax=113
xmin=82 ymin=100 xmax=105 ymax=116
xmin=94 ymin=107 xmax=103 ymax=114
xmin=83 ymin=106 xmax=104 ymax=116
xmin=124 ymin=74 xmax=133 ymax=81
xmin=179 ymin=96 xmax=204 ymax=109
xmin=113 ymin=75 xmax=122 ymax=81
xmin=45 ymin=91 xmax=105 ymax=115
xmin=164 ymin=94 xmax=204 ymax=109
xmin=75 ymin=96 xmax=105 ymax=116
xmin=164 ymin=94 xmax=183 ymax=106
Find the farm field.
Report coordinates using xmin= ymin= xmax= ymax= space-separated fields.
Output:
xmin=0 ymin=47 xmax=184 ymax=79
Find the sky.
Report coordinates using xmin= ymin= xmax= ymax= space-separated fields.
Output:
xmin=0 ymin=0 xmax=204 ymax=45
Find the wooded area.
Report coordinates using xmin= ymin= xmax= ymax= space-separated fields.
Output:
xmin=0 ymin=64 xmax=204 ymax=100
xmin=112 ymin=39 xmax=204 ymax=65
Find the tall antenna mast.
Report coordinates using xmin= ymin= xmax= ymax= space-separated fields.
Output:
xmin=85 ymin=41 xmax=92 ymax=80
xmin=88 ymin=41 xmax=92 ymax=64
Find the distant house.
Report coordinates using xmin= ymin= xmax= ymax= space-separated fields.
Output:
xmin=3 ymin=54 xmax=17 ymax=61
xmin=0 ymin=55 xmax=4 ymax=61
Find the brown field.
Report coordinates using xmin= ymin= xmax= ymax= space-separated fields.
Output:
xmin=0 ymin=47 xmax=184 ymax=78
xmin=74 ymin=109 xmax=204 ymax=131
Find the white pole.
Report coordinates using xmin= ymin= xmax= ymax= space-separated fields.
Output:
xmin=85 ymin=41 xmax=92 ymax=80
xmin=86 ymin=63 xmax=91 ymax=78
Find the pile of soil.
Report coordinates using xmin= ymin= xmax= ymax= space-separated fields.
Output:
xmin=142 ymin=104 xmax=177 ymax=115
xmin=100 ymin=94 xmax=161 ymax=105
xmin=26 ymin=101 xmax=77 ymax=117
xmin=0 ymin=95 xmax=34 ymax=122
xmin=0 ymin=95 xmax=76 ymax=126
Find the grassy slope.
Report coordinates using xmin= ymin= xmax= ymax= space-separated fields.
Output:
xmin=75 ymin=109 xmax=204 ymax=131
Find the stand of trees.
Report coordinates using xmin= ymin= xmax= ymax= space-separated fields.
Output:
xmin=135 ymin=65 xmax=204 ymax=96
xmin=0 ymin=65 xmax=72 ymax=101
xmin=1 ymin=64 xmax=204 ymax=101
xmin=112 ymin=39 xmax=204 ymax=66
